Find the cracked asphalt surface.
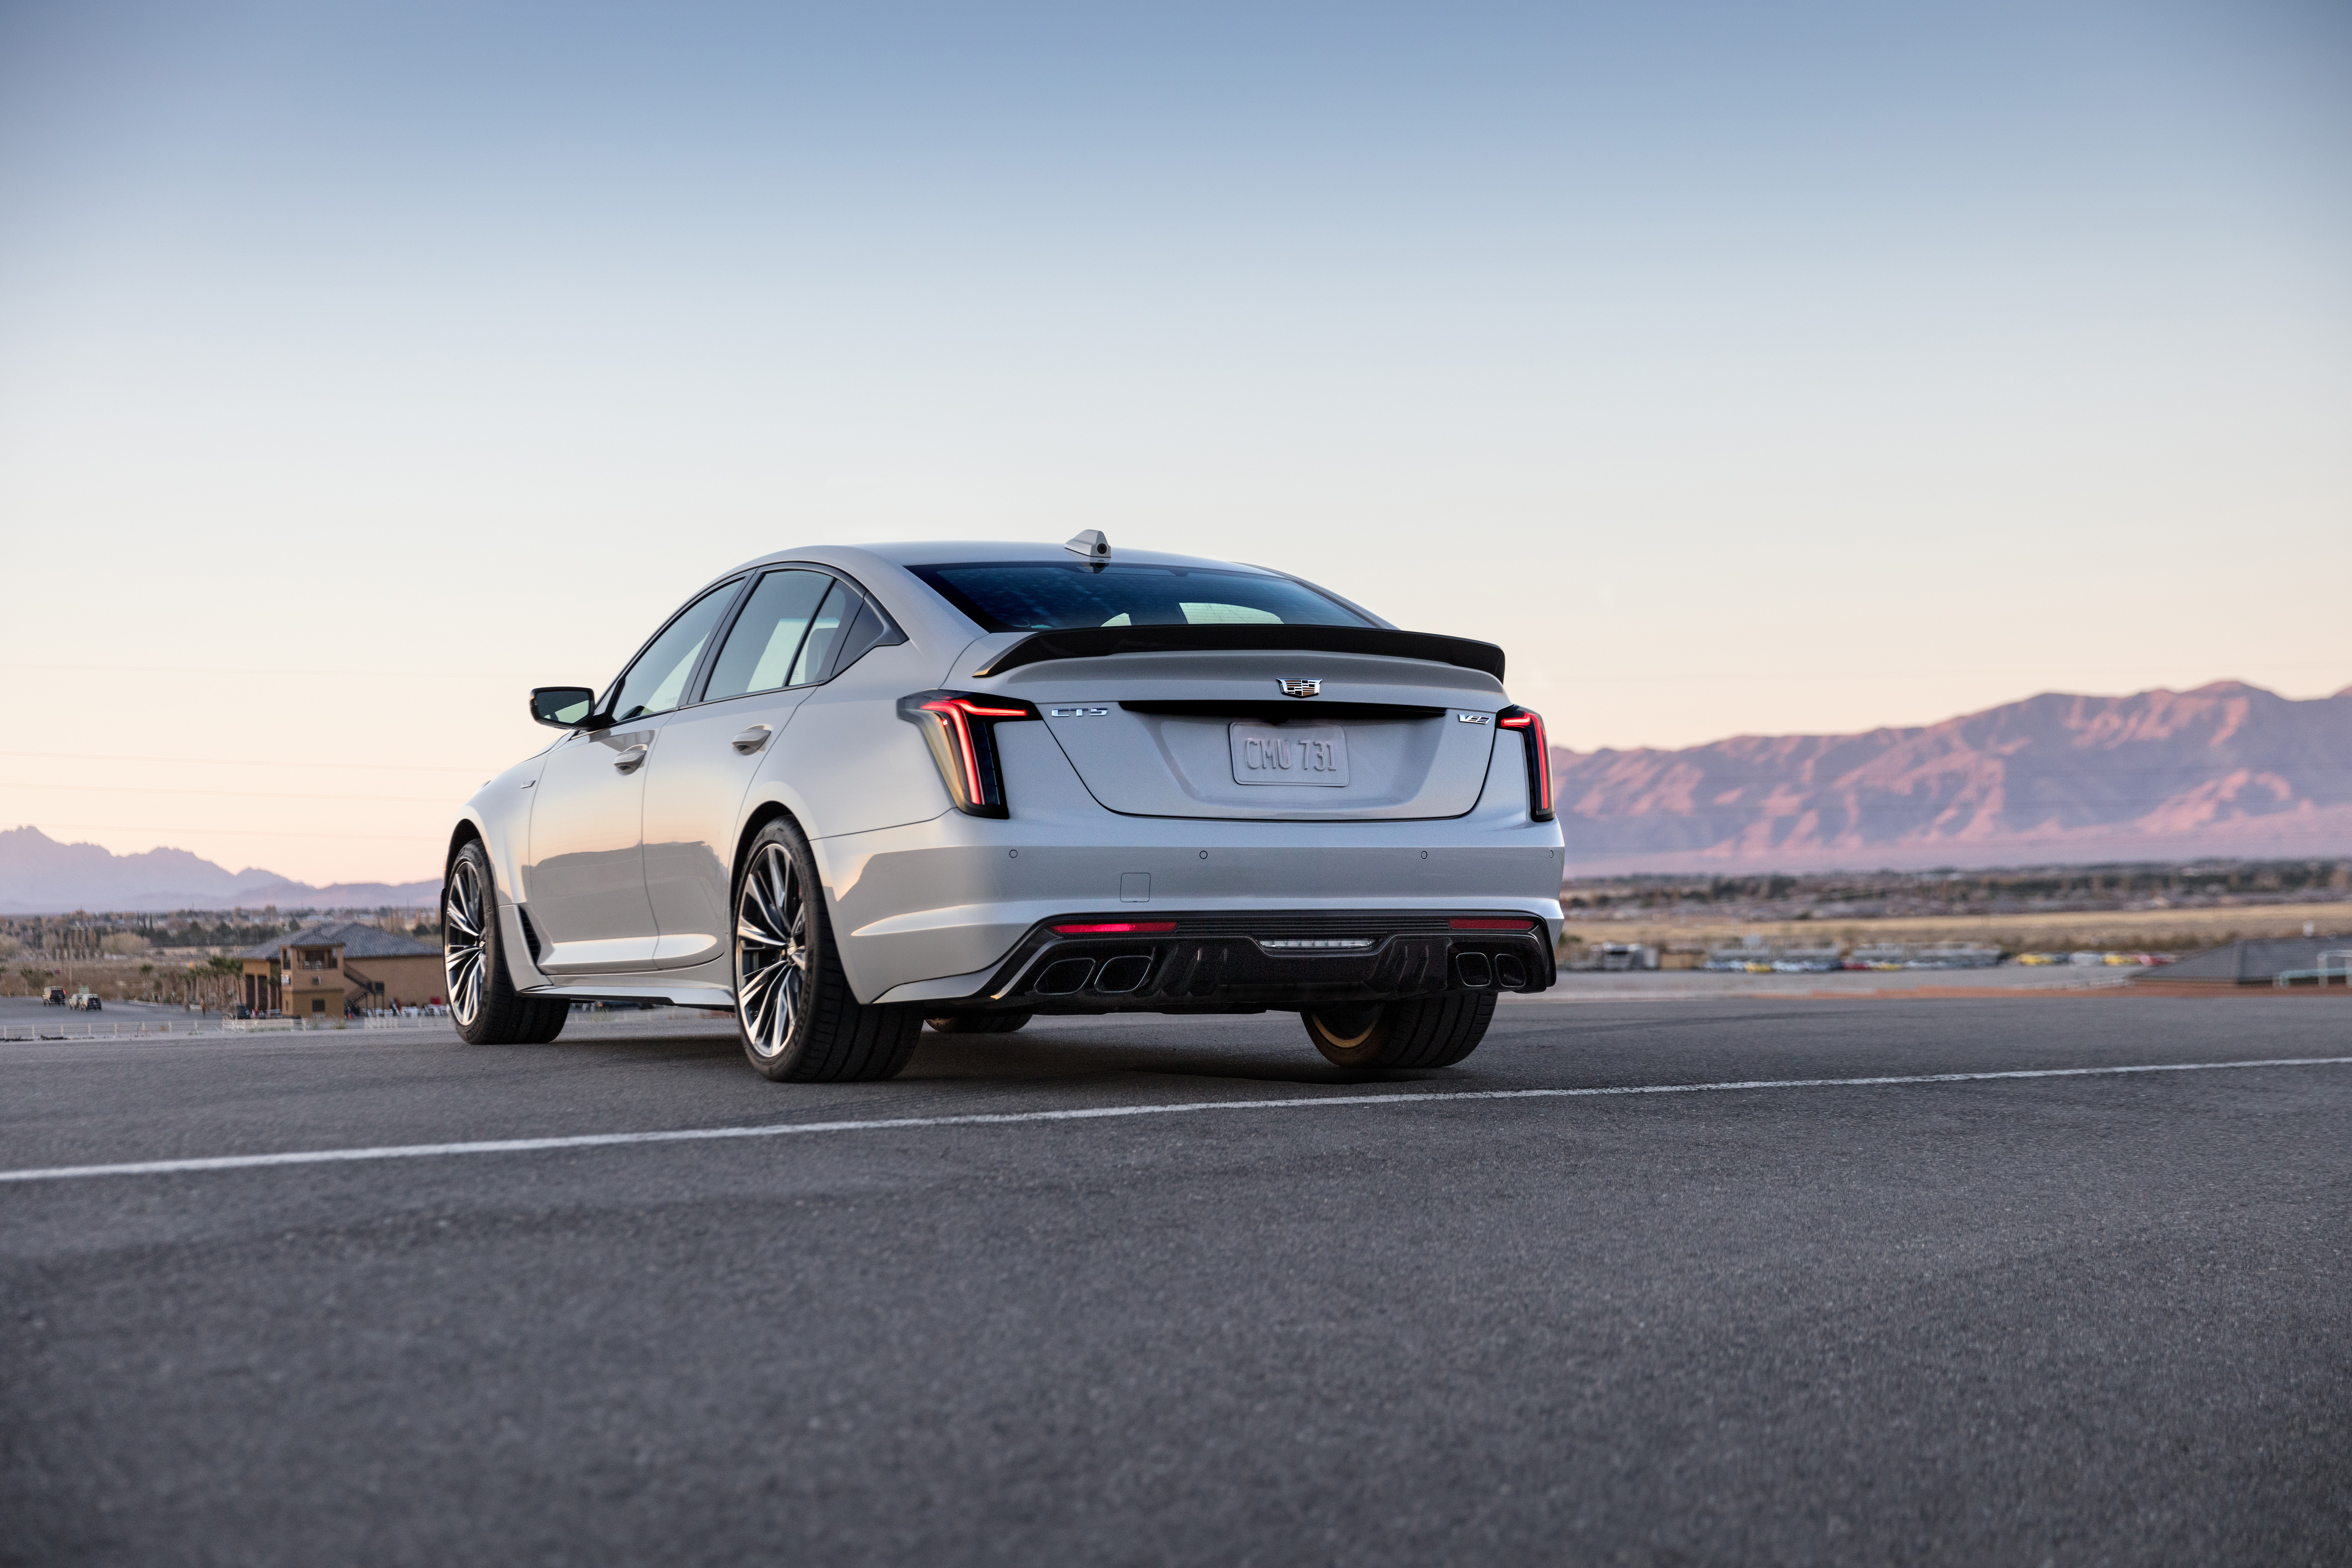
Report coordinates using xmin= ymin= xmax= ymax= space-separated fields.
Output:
xmin=4 ymin=994 xmax=2348 ymax=1566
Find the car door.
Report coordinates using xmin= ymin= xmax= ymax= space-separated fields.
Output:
xmin=522 ymin=579 xmax=742 ymax=973
xmin=640 ymin=569 xmax=863 ymax=968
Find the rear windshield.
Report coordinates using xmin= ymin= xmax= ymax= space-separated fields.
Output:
xmin=909 ymin=562 xmax=1372 ymax=633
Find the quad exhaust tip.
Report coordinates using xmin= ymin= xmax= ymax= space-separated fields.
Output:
xmin=1453 ymin=951 xmax=1531 ymax=989
xmin=1032 ymin=953 xmax=1155 ymax=997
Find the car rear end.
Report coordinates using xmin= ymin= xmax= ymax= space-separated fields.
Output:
xmin=812 ymin=548 xmax=1563 ymax=1017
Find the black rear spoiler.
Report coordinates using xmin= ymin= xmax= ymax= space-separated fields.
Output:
xmin=968 ymin=624 xmax=1506 ymax=680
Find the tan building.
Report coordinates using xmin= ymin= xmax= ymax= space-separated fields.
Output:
xmin=239 ymin=922 xmax=444 ymax=1016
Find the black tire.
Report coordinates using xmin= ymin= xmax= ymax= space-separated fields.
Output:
xmin=444 ymin=838 xmax=569 ymax=1046
xmin=1301 ymin=993 xmax=1495 ymax=1070
xmin=924 ymin=1011 xmax=1034 ymax=1035
xmin=734 ymin=818 xmax=922 ymax=1082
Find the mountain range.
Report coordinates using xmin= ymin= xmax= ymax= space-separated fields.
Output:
xmin=1554 ymin=681 xmax=2352 ymax=874
xmin=5 ymin=680 xmax=2349 ymax=905
xmin=0 ymin=827 xmax=439 ymax=915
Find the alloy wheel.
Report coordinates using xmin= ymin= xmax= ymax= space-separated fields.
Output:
xmin=444 ymin=857 xmax=487 ymax=1027
xmin=736 ymin=842 xmax=808 ymax=1058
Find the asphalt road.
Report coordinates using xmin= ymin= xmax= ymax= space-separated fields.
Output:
xmin=4 ymin=995 xmax=2348 ymax=1566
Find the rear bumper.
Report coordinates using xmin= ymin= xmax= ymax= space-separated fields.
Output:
xmin=928 ymin=909 xmax=1556 ymax=1014
xmin=814 ymin=721 xmax=1564 ymax=1004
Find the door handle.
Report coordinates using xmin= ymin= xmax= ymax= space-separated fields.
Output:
xmin=613 ymin=744 xmax=649 ymax=773
xmin=731 ymin=726 xmax=773 ymax=755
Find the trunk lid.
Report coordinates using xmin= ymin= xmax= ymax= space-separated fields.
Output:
xmin=982 ymin=648 xmax=1507 ymax=821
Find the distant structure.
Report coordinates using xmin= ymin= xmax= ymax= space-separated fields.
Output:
xmin=239 ymin=922 xmax=442 ymax=1015
xmin=2139 ymin=937 xmax=2350 ymax=987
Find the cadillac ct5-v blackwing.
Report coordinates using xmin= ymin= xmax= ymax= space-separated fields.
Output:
xmin=443 ymin=537 xmax=1563 ymax=1080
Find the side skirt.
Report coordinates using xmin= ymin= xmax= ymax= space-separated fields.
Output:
xmin=517 ymin=982 xmax=737 ymax=1011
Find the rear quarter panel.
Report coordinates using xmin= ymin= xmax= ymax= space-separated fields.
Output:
xmin=743 ymin=639 xmax=955 ymax=846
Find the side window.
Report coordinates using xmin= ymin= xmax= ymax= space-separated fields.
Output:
xmin=705 ymin=570 xmax=835 ymax=702
xmin=827 ymin=596 xmax=891 ymax=675
xmin=789 ymin=583 xmax=846 ymax=685
xmin=607 ymin=582 xmax=739 ymax=723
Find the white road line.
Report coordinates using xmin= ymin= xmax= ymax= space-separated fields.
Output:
xmin=4 ymin=1056 xmax=2348 ymax=1186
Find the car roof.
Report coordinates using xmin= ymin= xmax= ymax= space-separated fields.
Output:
xmin=724 ymin=540 xmax=1283 ymax=576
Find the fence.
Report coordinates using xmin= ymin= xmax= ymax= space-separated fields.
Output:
xmin=3 ymin=1004 xmax=729 ymax=1044
xmin=2273 ymin=950 xmax=2352 ymax=989
xmin=2 ymin=1019 xmax=212 ymax=1042
xmin=2 ymin=1013 xmax=456 ymax=1043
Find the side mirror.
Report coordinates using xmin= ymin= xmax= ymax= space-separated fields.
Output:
xmin=529 ymin=687 xmax=602 ymax=730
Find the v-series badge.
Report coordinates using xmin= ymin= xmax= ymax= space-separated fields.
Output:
xmin=1457 ymin=712 xmax=1493 ymax=724
xmin=1046 ymin=706 xmax=1111 ymax=718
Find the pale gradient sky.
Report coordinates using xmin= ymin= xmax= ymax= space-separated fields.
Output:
xmin=2 ymin=0 xmax=2346 ymax=887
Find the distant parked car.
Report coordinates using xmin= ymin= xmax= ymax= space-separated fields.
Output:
xmin=67 ymin=991 xmax=102 ymax=1011
xmin=43 ymin=986 xmax=66 ymax=1006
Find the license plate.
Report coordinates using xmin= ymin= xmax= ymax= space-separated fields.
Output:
xmin=1229 ymin=721 xmax=1349 ymax=786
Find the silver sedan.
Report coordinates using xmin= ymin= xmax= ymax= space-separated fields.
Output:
xmin=443 ymin=537 xmax=1563 ymax=1080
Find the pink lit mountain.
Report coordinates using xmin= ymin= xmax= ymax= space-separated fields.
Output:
xmin=0 ymin=827 xmax=439 ymax=914
xmin=1554 ymin=682 xmax=2352 ymax=873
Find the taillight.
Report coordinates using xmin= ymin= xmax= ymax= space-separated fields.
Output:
xmin=1052 ymin=921 xmax=1176 ymax=935
xmin=897 ymin=690 xmax=1040 ymax=817
xmin=1495 ymin=706 xmax=1554 ymax=822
